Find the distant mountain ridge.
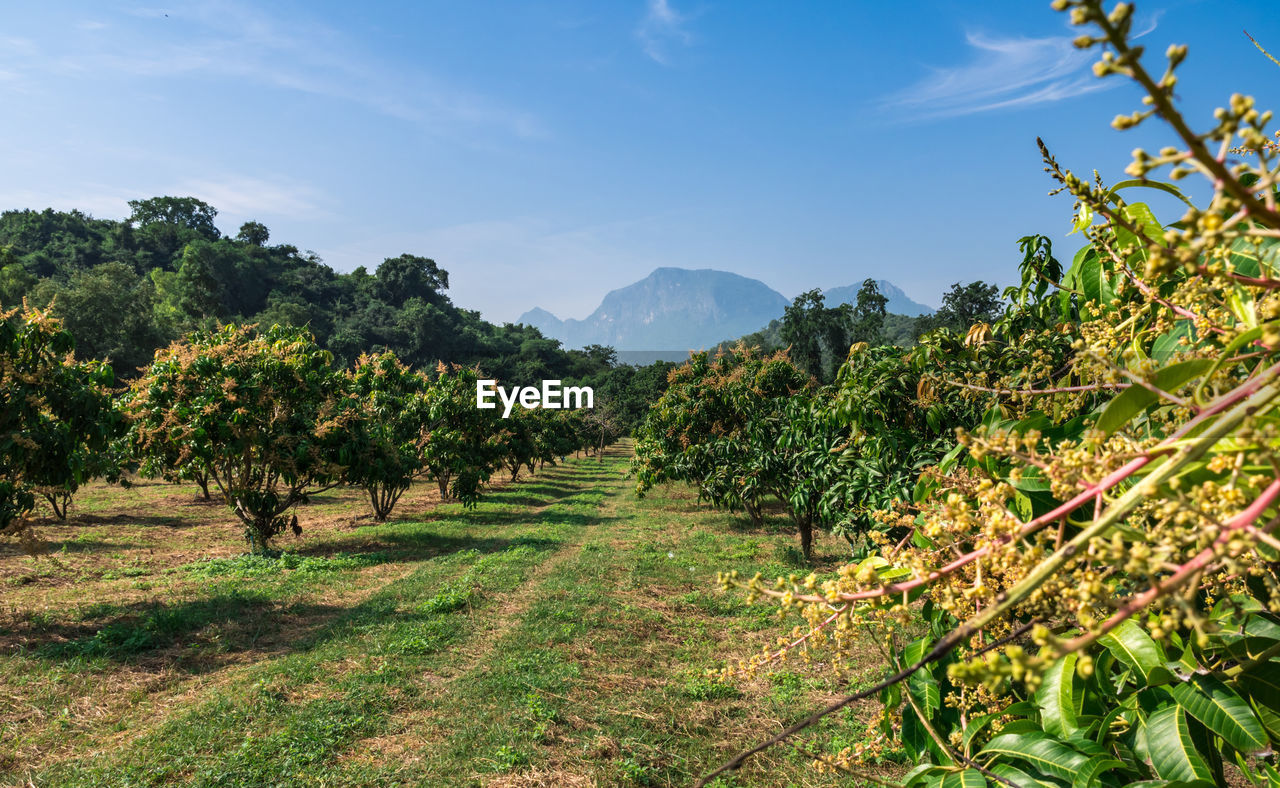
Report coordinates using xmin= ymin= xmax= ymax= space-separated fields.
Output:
xmin=518 ymin=268 xmax=933 ymax=351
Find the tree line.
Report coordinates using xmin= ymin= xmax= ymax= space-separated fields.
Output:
xmin=724 ymin=278 xmax=1004 ymax=383
xmin=0 ymin=196 xmax=673 ymax=424
xmin=1 ymin=313 xmax=627 ymax=554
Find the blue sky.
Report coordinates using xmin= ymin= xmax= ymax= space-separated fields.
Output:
xmin=3 ymin=1 xmax=1278 ymax=321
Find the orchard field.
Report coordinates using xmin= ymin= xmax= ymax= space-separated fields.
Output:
xmin=1 ymin=443 xmax=896 ymax=787
xmin=7 ymin=2 xmax=1280 ymax=787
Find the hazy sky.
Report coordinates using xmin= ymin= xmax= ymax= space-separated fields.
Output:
xmin=3 ymin=1 xmax=1278 ymax=321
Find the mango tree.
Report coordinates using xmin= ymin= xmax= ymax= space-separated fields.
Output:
xmin=497 ymin=405 xmax=539 ymax=482
xmin=705 ymin=5 xmax=1280 ymax=785
xmin=421 ymin=364 xmax=501 ymax=504
xmin=634 ymin=345 xmax=814 ymax=547
xmin=126 ymin=323 xmax=343 ymax=553
xmin=0 ymin=305 xmax=119 ymax=537
xmin=337 ymin=351 xmax=430 ymax=521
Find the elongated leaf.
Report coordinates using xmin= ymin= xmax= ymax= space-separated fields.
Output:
xmin=1170 ymin=674 xmax=1269 ymax=753
xmin=1250 ymin=697 xmax=1280 ymax=742
xmin=1098 ymin=620 xmax=1172 ymax=686
xmin=1227 ymin=234 xmax=1280 ymax=278
xmin=980 ymin=732 xmax=1091 ymax=782
xmin=1236 ymin=661 xmax=1280 ymax=706
xmin=901 ymin=763 xmax=947 ymax=787
xmin=990 ymin=763 xmax=1070 ymax=788
xmin=1076 ymin=254 xmax=1116 ymax=309
xmin=963 ymin=710 xmax=1003 ymax=752
xmin=1036 ymin=653 xmax=1081 ymax=737
xmin=1096 ymin=359 xmax=1214 ymax=437
xmin=902 ymin=636 xmax=930 ymax=669
xmin=1151 ymin=321 xmax=1194 ymax=363
xmin=1144 ymin=705 xmax=1216 ymax=783
xmin=1106 ymin=178 xmax=1197 ymax=209
xmin=1118 ymin=203 xmax=1167 ymax=247
xmin=939 ymin=769 xmax=987 ymax=788
xmin=1235 ymin=662 xmax=1280 ymax=742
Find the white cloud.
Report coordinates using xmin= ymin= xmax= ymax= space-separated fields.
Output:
xmin=0 ymin=187 xmax=133 ymax=219
xmin=174 ymin=176 xmax=329 ymax=223
xmin=637 ymin=0 xmax=693 ymax=66
xmin=0 ymin=173 xmax=328 ymax=230
xmin=880 ymin=22 xmax=1160 ymax=120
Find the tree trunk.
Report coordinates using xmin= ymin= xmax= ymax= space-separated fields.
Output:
xmin=245 ymin=516 xmax=278 ymax=555
xmin=798 ymin=516 xmax=813 ymax=563
xmin=43 ymin=490 xmax=69 ymax=520
xmin=370 ymin=486 xmax=389 ymax=521
xmin=369 ymin=483 xmax=407 ymax=521
xmin=436 ymin=473 xmax=452 ymax=502
xmin=745 ymin=501 xmax=763 ymax=529
xmin=193 ymin=470 xmax=211 ymax=501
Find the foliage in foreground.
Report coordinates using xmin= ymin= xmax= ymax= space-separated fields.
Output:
xmin=693 ymin=3 xmax=1280 ymax=785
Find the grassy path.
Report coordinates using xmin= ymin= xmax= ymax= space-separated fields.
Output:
xmin=4 ymin=443 xmax=893 ymax=787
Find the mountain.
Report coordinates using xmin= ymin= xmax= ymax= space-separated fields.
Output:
xmin=824 ymin=280 xmax=934 ymax=317
xmin=518 ymin=268 xmax=790 ymax=351
xmin=519 ymin=269 xmax=934 ymax=351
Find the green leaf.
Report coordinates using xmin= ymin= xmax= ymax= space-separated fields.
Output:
xmin=990 ymin=763 xmax=1070 ymax=788
xmin=1144 ymin=705 xmax=1216 ymax=783
xmin=1098 ymin=620 xmax=1172 ymax=686
xmin=939 ymin=769 xmax=987 ymax=788
xmin=1118 ymin=203 xmax=1167 ymax=247
xmin=1227 ymin=234 xmax=1280 ymax=278
xmin=1105 ymin=179 xmax=1197 ymax=209
xmin=1076 ymin=253 xmax=1116 ymax=309
xmin=901 ymin=763 xmax=947 ymax=787
xmin=1234 ymin=662 xmax=1280 ymax=741
xmin=1071 ymin=203 xmax=1095 ymax=235
xmin=1036 ymin=653 xmax=1081 ymax=737
xmin=909 ymin=669 xmax=942 ymax=719
xmin=1170 ymin=674 xmax=1269 ymax=753
xmin=963 ymin=710 xmax=1003 ymax=752
xmin=979 ymin=732 xmax=1091 ymax=782
xmin=1096 ymin=359 xmax=1214 ymax=437
xmin=1151 ymin=321 xmax=1195 ymax=363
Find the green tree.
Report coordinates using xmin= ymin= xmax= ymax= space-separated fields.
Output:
xmin=336 ymin=352 xmax=431 ymax=521
xmin=0 ymin=305 xmax=120 ymax=530
xmin=236 ymin=221 xmax=270 ymax=246
xmin=30 ymin=261 xmax=168 ymax=375
xmin=780 ymin=289 xmax=852 ymax=382
xmin=421 ymin=364 xmax=501 ymax=503
xmin=125 ymin=324 xmax=343 ymax=553
xmin=127 ymin=196 xmax=220 ymax=238
xmin=915 ymin=280 xmax=1003 ymax=336
xmin=0 ymin=261 xmax=35 ymax=306
xmin=850 ymin=278 xmax=887 ymax=347
xmin=633 ymin=345 xmax=819 ymax=556
xmin=376 ymin=254 xmax=449 ymax=307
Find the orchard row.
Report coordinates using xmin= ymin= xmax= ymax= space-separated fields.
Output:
xmin=1 ymin=317 xmax=622 ymax=554
xmin=642 ymin=4 xmax=1280 ymax=785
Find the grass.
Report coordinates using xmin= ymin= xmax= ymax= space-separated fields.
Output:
xmin=1 ymin=443 xmax=900 ymax=787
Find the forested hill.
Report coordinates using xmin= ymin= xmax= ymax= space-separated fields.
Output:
xmin=0 ymin=197 xmax=640 ymax=389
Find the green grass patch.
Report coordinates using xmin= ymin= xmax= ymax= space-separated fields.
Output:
xmin=5 ymin=446 xmax=886 ymax=787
